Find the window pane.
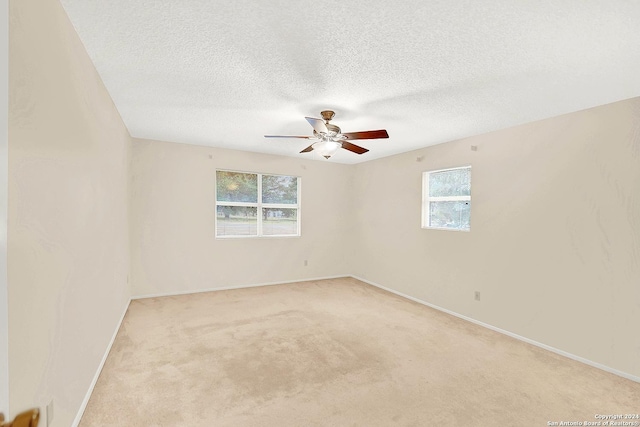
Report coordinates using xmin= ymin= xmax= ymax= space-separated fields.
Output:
xmin=217 ymin=206 xmax=257 ymax=236
xmin=429 ymin=168 xmax=471 ymax=197
xmin=429 ymin=201 xmax=470 ymax=230
xmin=262 ymin=208 xmax=298 ymax=235
xmin=216 ymin=171 xmax=258 ymax=203
xmin=262 ymin=175 xmax=298 ymax=204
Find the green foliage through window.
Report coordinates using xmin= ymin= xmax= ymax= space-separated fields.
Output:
xmin=262 ymin=175 xmax=298 ymax=204
xmin=216 ymin=171 xmax=258 ymax=203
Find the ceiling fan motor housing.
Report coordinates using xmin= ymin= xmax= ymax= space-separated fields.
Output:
xmin=325 ymin=123 xmax=341 ymax=136
xmin=313 ymin=124 xmax=342 ymax=138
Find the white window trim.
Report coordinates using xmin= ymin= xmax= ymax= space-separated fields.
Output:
xmin=421 ymin=165 xmax=471 ymax=232
xmin=215 ymin=170 xmax=301 ymax=239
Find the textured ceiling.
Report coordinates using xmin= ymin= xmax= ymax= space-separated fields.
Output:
xmin=59 ymin=0 xmax=640 ymax=164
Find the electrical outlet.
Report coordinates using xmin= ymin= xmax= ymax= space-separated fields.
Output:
xmin=46 ymin=400 xmax=54 ymax=425
xmin=304 ymin=260 xmax=308 ymax=266
xmin=474 ymin=291 xmax=481 ymax=301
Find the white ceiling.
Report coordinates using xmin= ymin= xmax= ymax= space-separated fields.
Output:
xmin=59 ymin=0 xmax=640 ymax=164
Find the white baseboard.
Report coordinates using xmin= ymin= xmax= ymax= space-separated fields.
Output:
xmin=352 ymin=275 xmax=640 ymax=384
xmin=131 ymin=275 xmax=349 ymax=300
xmin=72 ymin=299 xmax=131 ymax=427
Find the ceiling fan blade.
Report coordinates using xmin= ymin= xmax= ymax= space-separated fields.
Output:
xmin=305 ymin=117 xmax=328 ymax=134
xmin=341 ymin=129 xmax=389 ymax=140
xmin=300 ymin=144 xmax=314 ymax=153
xmin=341 ymin=141 xmax=369 ymax=154
xmin=264 ymin=135 xmax=312 ymax=139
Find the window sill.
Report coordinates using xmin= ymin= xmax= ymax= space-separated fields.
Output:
xmin=215 ymin=235 xmax=301 ymax=240
xmin=421 ymin=226 xmax=470 ymax=232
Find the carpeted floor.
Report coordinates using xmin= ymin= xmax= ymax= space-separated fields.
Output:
xmin=79 ymin=277 xmax=640 ymax=426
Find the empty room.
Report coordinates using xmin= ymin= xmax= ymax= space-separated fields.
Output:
xmin=2 ymin=0 xmax=640 ymax=426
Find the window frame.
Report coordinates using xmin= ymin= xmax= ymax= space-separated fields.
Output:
xmin=215 ymin=169 xmax=301 ymax=239
xmin=421 ymin=165 xmax=471 ymax=232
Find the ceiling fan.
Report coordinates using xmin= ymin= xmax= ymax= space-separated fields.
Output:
xmin=264 ymin=110 xmax=389 ymax=159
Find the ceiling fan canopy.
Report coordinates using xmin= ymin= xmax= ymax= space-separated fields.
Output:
xmin=265 ymin=110 xmax=389 ymax=159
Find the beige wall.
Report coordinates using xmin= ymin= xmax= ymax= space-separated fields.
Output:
xmin=130 ymin=139 xmax=354 ymax=297
xmin=1 ymin=0 xmax=8 ymax=414
xmin=352 ymin=97 xmax=640 ymax=378
xmin=8 ymin=0 xmax=131 ymax=425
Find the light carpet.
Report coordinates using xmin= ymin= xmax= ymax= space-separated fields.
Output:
xmin=79 ymin=277 xmax=640 ymax=426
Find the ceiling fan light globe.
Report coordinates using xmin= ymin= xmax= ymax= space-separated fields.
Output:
xmin=312 ymin=140 xmax=341 ymax=159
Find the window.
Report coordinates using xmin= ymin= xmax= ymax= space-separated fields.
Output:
xmin=422 ymin=166 xmax=471 ymax=231
xmin=216 ymin=170 xmax=300 ymax=237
